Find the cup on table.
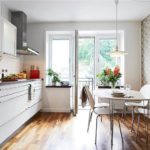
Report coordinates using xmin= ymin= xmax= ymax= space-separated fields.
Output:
xmin=125 ymin=84 xmax=131 ymax=96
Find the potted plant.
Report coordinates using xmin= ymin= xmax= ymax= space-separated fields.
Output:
xmin=97 ymin=66 xmax=122 ymax=88
xmin=47 ymin=68 xmax=60 ymax=86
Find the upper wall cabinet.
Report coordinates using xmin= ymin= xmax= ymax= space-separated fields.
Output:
xmin=1 ymin=17 xmax=17 ymax=56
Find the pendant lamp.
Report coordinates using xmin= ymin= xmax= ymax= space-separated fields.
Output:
xmin=109 ymin=0 xmax=128 ymax=57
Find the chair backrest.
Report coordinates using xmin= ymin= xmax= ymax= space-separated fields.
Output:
xmin=84 ymin=86 xmax=95 ymax=110
xmin=140 ymin=84 xmax=150 ymax=106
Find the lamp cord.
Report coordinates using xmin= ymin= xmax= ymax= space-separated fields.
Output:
xmin=115 ymin=0 xmax=119 ymax=51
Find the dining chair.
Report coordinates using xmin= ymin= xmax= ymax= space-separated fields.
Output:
xmin=124 ymin=84 xmax=150 ymax=132
xmin=84 ymin=86 xmax=111 ymax=144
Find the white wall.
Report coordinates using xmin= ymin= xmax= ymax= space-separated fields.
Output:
xmin=0 ymin=55 xmax=23 ymax=75
xmin=0 ymin=2 xmax=24 ymax=74
xmin=1 ymin=3 xmax=11 ymax=21
xmin=24 ymin=21 xmax=141 ymax=111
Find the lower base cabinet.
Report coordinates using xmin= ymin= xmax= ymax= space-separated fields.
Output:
xmin=43 ymin=86 xmax=71 ymax=112
xmin=0 ymin=80 xmax=42 ymax=145
xmin=0 ymin=101 xmax=41 ymax=144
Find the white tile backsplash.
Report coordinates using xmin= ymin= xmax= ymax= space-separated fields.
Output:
xmin=0 ymin=54 xmax=24 ymax=76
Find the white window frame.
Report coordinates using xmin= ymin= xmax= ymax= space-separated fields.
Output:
xmin=78 ymin=30 xmax=125 ymax=85
xmin=46 ymin=31 xmax=74 ymax=85
xmin=95 ymin=32 xmax=125 ymax=85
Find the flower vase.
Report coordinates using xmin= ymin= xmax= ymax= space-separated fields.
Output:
xmin=110 ymin=82 xmax=117 ymax=89
xmin=52 ymin=81 xmax=56 ymax=86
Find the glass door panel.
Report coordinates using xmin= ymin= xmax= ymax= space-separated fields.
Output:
xmin=78 ymin=38 xmax=95 ymax=106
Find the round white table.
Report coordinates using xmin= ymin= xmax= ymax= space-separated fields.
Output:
xmin=93 ymin=89 xmax=148 ymax=101
xmin=93 ymin=89 xmax=150 ymax=147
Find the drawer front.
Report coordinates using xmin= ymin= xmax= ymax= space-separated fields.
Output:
xmin=0 ymin=90 xmax=28 ymax=103
xmin=0 ymin=93 xmax=28 ymax=127
xmin=0 ymin=84 xmax=29 ymax=98
xmin=0 ymin=101 xmax=41 ymax=144
xmin=34 ymin=80 xmax=42 ymax=86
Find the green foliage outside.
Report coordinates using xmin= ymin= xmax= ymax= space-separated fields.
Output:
xmin=78 ymin=38 xmax=116 ymax=69
xmin=99 ymin=40 xmax=116 ymax=70
xmin=78 ymin=38 xmax=94 ymax=65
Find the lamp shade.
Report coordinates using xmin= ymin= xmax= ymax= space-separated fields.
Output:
xmin=109 ymin=0 xmax=128 ymax=57
xmin=109 ymin=50 xmax=128 ymax=57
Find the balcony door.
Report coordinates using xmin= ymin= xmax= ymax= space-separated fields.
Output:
xmin=78 ymin=37 xmax=95 ymax=107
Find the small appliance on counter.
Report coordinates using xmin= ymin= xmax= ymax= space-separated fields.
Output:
xmin=30 ymin=65 xmax=40 ymax=79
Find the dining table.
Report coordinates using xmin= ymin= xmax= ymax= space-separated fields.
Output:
xmin=93 ymin=88 xmax=150 ymax=148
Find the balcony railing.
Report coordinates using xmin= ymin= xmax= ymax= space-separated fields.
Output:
xmin=78 ymin=78 xmax=94 ymax=106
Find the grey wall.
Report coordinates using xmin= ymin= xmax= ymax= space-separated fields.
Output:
xmin=141 ymin=15 xmax=150 ymax=85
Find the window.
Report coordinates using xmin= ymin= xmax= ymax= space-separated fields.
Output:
xmin=79 ymin=31 xmax=125 ymax=85
xmin=52 ymin=39 xmax=70 ymax=80
xmin=95 ymin=33 xmax=124 ymax=85
xmin=98 ymin=39 xmax=116 ymax=71
xmin=46 ymin=31 xmax=125 ymax=86
xmin=46 ymin=32 xmax=73 ymax=84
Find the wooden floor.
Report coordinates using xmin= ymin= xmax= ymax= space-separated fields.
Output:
xmin=1 ymin=110 xmax=150 ymax=150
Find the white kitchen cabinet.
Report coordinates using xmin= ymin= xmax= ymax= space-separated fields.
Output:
xmin=0 ymin=80 xmax=42 ymax=145
xmin=0 ymin=101 xmax=41 ymax=145
xmin=0 ymin=16 xmax=2 ymax=60
xmin=43 ymin=86 xmax=71 ymax=112
xmin=1 ymin=17 xmax=17 ymax=56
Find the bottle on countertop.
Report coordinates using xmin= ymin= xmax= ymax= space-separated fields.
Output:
xmin=1 ymin=69 xmax=7 ymax=79
xmin=22 ymin=70 xmax=27 ymax=79
xmin=1 ymin=69 xmax=4 ymax=79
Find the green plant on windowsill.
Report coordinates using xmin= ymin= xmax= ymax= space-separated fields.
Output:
xmin=47 ymin=68 xmax=60 ymax=85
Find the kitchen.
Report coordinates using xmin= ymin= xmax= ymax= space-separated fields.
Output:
xmin=0 ymin=0 xmax=150 ymax=150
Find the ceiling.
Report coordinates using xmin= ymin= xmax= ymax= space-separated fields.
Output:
xmin=2 ymin=0 xmax=150 ymax=23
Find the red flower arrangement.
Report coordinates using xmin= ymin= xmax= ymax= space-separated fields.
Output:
xmin=97 ymin=66 xmax=122 ymax=88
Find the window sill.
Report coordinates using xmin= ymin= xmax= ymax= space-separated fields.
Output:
xmin=98 ymin=85 xmax=124 ymax=89
xmin=46 ymin=85 xmax=72 ymax=88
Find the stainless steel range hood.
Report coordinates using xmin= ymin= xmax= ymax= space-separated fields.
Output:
xmin=11 ymin=11 xmax=39 ymax=55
